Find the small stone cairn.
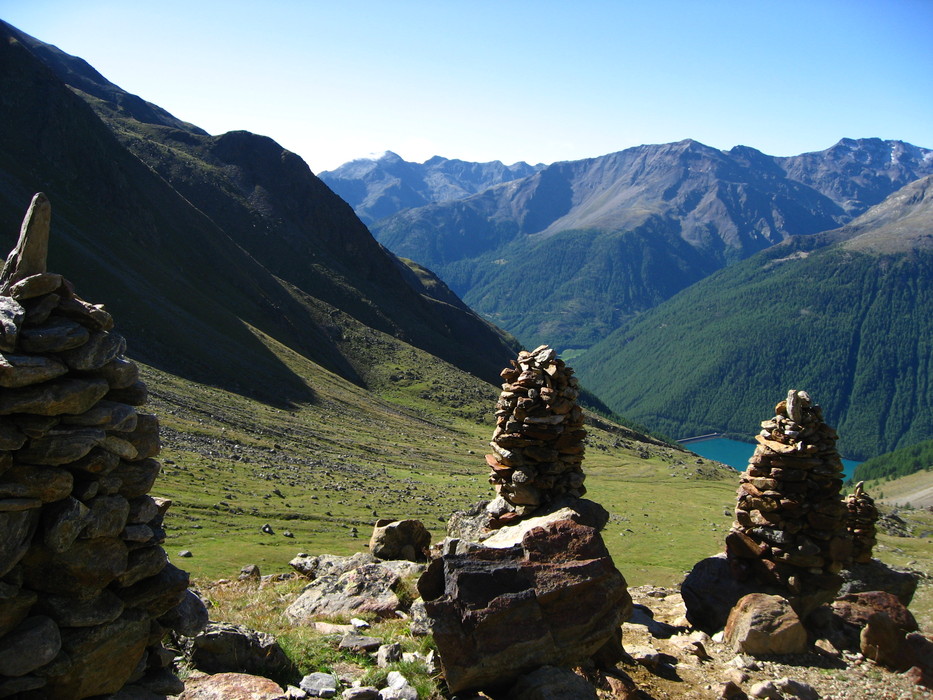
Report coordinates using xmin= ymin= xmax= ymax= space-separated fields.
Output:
xmin=726 ymin=389 xmax=852 ymax=613
xmin=846 ymin=481 xmax=878 ymax=564
xmin=0 ymin=194 xmax=198 ymax=698
xmin=487 ymin=345 xmax=586 ymax=521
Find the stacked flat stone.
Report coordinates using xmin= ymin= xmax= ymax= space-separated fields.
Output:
xmin=487 ymin=345 xmax=586 ymax=516
xmin=846 ymin=481 xmax=878 ymax=564
xmin=0 ymin=194 xmax=197 ymax=699
xmin=726 ymin=389 xmax=852 ymax=609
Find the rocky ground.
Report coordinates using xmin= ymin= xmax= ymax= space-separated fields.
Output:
xmin=617 ymin=585 xmax=931 ymax=700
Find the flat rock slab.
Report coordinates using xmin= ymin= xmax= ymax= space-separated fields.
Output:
xmin=178 ymin=673 xmax=285 ymax=700
xmin=285 ymin=563 xmax=403 ymax=622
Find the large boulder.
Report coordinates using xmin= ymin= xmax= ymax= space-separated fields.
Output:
xmin=417 ymin=518 xmax=631 ymax=694
xmin=723 ymin=593 xmax=807 ymax=656
xmin=681 ymin=554 xmax=765 ymax=633
xmin=285 ymin=563 xmax=405 ymax=622
xmin=182 ymin=621 xmax=294 ymax=680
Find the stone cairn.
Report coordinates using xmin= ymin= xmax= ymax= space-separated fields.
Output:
xmin=0 ymin=194 xmax=198 ymax=698
xmin=846 ymin=481 xmax=878 ymax=564
xmin=486 ymin=345 xmax=586 ymax=522
xmin=726 ymin=389 xmax=852 ymax=613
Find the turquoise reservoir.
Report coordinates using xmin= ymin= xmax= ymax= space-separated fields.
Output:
xmin=680 ymin=436 xmax=859 ymax=480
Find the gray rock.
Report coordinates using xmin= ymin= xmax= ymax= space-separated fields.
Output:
xmin=113 ymin=458 xmax=162 ymax=498
xmin=339 ymin=634 xmax=382 ymax=652
xmin=0 ymin=352 xmax=67 ymax=388
xmin=21 ymin=536 xmax=129 ymax=596
xmin=116 ymin=545 xmax=168 ymax=587
xmin=378 ymin=671 xmax=418 ymax=700
xmin=300 ymin=671 xmax=338 ymax=698
xmin=289 ymin=551 xmax=376 ymax=580
xmin=0 ymin=193 xmax=51 ymax=292
xmin=0 ymin=508 xmax=40 ymax=577
xmin=774 ymin=677 xmax=820 ymax=700
xmin=377 ymin=642 xmax=403 ymax=667
xmin=185 ymin=621 xmax=294 ymax=679
xmin=17 ymin=427 xmax=105 ymax=465
xmin=0 ymin=615 xmax=60 ymax=676
xmin=60 ymin=330 xmax=126 ymax=371
xmin=343 ymin=688 xmax=379 ymax=700
xmin=285 ymin=563 xmax=403 ymax=622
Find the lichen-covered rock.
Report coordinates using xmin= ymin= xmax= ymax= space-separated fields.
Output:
xmin=285 ymin=563 xmax=404 ymax=622
xmin=369 ymin=518 xmax=431 ymax=561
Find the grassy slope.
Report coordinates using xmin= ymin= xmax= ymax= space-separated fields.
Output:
xmin=140 ymin=315 xmax=738 ymax=586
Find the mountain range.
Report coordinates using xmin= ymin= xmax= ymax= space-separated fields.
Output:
xmin=573 ymin=175 xmax=933 ymax=459
xmin=319 ymin=152 xmax=544 ymax=225
xmin=0 ymin=21 xmax=518 ymax=400
xmin=366 ymin=138 xmax=933 ymax=351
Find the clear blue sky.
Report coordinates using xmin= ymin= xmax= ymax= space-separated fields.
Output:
xmin=2 ymin=0 xmax=931 ymax=172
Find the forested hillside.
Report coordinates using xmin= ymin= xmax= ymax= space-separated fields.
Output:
xmin=574 ymin=177 xmax=933 ymax=460
xmin=852 ymin=439 xmax=933 ymax=484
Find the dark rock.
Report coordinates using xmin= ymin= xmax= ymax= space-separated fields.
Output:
xmin=681 ymin=554 xmax=765 ymax=633
xmin=724 ymin=593 xmax=807 ymax=656
xmin=338 ymin=634 xmax=382 ymax=652
xmin=507 ymin=665 xmax=599 ymax=700
xmin=832 ymin=590 xmax=918 ymax=634
xmin=35 ymin=590 xmax=124 ymax=627
xmin=0 ymin=582 xmax=37 ymax=637
xmin=838 ymin=558 xmax=919 ymax=605
xmin=0 ymin=376 xmax=110 ymax=416
xmin=105 ymin=379 xmax=149 ymax=406
xmin=860 ymin=612 xmax=912 ymax=671
xmin=45 ymin=609 xmax=150 ymax=699
xmin=111 ymin=413 xmax=161 ymax=460
xmin=0 ymin=352 xmax=68 ymax=388
xmin=0 ymin=463 xmax=73 ymax=500
xmin=42 ymin=496 xmax=91 ymax=552
xmin=184 ymin=621 xmax=294 ymax=679
xmin=0 ymin=615 xmax=60 ymax=676
xmin=59 ymin=330 xmax=125 ymax=370
xmin=18 ymin=317 xmax=89 ymax=353
xmin=60 ymin=400 xmax=137 ymax=431
xmin=159 ymin=588 xmax=209 ymax=637
xmin=115 ymin=562 xmax=189 ymax=617
xmin=113 ymin=458 xmax=161 ymax=498
xmin=20 ymin=537 xmax=128 ymax=596
xmin=418 ymin=519 xmax=630 ymax=694
xmin=115 ymin=545 xmax=168 ymax=588
xmin=80 ymin=494 xmax=130 ymax=539
xmin=92 ymin=356 xmax=139 ymax=389
xmin=0 ymin=419 xmax=27 ymax=451
xmin=0 ymin=297 xmax=24 ymax=352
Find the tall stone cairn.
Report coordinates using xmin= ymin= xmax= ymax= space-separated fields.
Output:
xmin=846 ymin=481 xmax=878 ymax=564
xmin=0 ymin=194 xmax=196 ymax=699
xmin=487 ymin=345 xmax=586 ymax=519
xmin=726 ymin=389 xmax=852 ymax=613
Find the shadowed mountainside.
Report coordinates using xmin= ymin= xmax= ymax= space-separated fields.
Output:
xmin=0 ymin=21 xmax=518 ymax=400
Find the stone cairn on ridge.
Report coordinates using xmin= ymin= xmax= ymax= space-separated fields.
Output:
xmin=725 ymin=389 xmax=853 ymax=614
xmin=486 ymin=344 xmax=586 ymax=523
xmin=0 ymin=194 xmax=200 ymax=698
xmin=846 ymin=481 xmax=879 ymax=564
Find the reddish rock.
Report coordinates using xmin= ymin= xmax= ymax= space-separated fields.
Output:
xmin=178 ymin=673 xmax=285 ymax=700
xmin=418 ymin=519 xmax=631 ymax=694
xmin=832 ymin=590 xmax=918 ymax=633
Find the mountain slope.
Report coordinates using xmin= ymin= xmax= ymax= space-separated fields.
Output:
xmin=370 ymin=139 xmax=933 ymax=351
xmin=319 ymin=151 xmax=543 ymax=225
xmin=0 ymin=21 xmax=518 ymax=393
xmin=574 ymin=176 xmax=933 ymax=460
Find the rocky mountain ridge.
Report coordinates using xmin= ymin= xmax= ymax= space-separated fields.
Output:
xmin=320 ymin=151 xmax=544 ymax=225
xmin=367 ymin=138 xmax=933 ymax=352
